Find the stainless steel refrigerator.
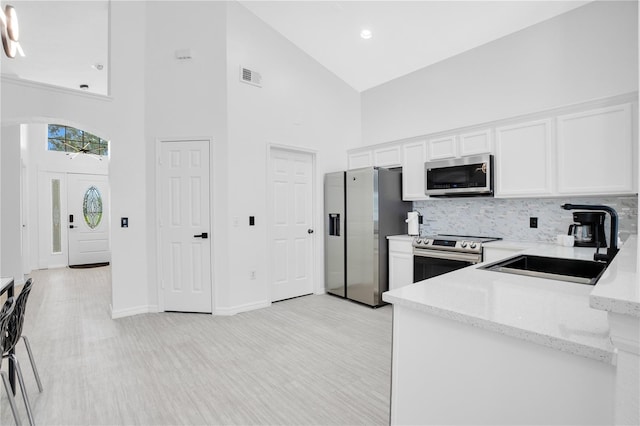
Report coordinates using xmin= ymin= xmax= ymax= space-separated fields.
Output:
xmin=324 ymin=167 xmax=410 ymax=307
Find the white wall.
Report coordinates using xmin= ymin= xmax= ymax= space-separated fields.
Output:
xmin=2 ymin=0 xmax=360 ymax=317
xmin=1 ymin=125 xmax=22 ymax=282
xmin=143 ymin=1 xmax=228 ymax=311
xmin=361 ymin=1 xmax=639 ymax=145
xmin=224 ymin=2 xmax=360 ymax=311
xmin=1 ymin=1 xmax=148 ymax=317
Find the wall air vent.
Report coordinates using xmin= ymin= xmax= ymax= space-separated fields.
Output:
xmin=240 ymin=66 xmax=262 ymax=87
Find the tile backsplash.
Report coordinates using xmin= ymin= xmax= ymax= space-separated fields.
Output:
xmin=412 ymin=196 xmax=638 ymax=243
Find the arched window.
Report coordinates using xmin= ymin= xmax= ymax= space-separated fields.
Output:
xmin=47 ymin=124 xmax=109 ymax=156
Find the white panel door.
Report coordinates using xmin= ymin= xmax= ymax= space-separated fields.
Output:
xmin=67 ymin=173 xmax=110 ymax=266
xmin=159 ymin=140 xmax=212 ymax=313
xmin=270 ymin=148 xmax=314 ymax=302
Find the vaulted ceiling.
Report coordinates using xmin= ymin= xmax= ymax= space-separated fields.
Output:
xmin=0 ymin=1 xmax=591 ymax=95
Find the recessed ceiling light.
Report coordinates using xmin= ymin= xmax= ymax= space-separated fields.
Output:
xmin=360 ymin=29 xmax=372 ymax=40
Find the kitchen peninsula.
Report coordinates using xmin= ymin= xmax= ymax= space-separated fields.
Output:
xmin=383 ymin=236 xmax=639 ymax=425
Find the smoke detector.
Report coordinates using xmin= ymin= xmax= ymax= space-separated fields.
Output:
xmin=175 ymin=49 xmax=193 ymax=61
xmin=240 ymin=66 xmax=261 ymax=87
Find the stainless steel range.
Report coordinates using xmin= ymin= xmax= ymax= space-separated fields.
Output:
xmin=413 ymin=234 xmax=501 ymax=282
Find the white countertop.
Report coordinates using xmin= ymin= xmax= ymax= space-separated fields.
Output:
xmin=386 ymin=234 xmax=415 ymax=242
xmin=383 ymin=236 xmax=640 ymax=364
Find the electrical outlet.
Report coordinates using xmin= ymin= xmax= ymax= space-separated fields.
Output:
xmin=530 ymin=217 xmax=538 ymax=228
xmin=249 ymin=270 xmax=256 ymax=280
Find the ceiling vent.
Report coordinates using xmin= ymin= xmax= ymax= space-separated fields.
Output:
xmin=240 ymin=66 xmax=262 ymax=87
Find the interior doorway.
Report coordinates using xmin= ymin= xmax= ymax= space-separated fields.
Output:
xmin=157 ymin=139 xmax=213 ymax=313
xmin=268 ymin=146 xmax=316 ymax=302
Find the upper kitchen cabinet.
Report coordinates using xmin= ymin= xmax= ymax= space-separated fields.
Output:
xmin=348 ymin=145 xmax=402 ymax=169
xmin=427 ymin=129 xmax=492 ymax=161
xmin=556 ymin=103 xmax=635 ymax=196
xmin=347 ymin=150 xmax=373 ymax=169
xmin=459 ymin=129 xmax=493 ymax=157
xmin=495 ymin=119 xmax=554 ymax=197
xmin=427 ymin=135 xmax=458 ymax=160
xmin=401 ymin=140 xmax=428 ymax=200
xmin=373 ymin=145 xmax=402 ymax=168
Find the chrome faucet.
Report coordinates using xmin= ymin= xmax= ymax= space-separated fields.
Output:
xmin=561 ymin=204 xmax=619 ymax=263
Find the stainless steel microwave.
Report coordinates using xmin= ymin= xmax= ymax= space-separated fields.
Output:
xmin=424 ymin=154 xmax=494 ymax=197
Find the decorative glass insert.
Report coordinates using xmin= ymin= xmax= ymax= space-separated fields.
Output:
xmin=83 ymin=186 xmax=103 ymax=229
xmin=47 ymin=124 xmax=109 ymax=156
xmin=51 ymin=179 xmax=61 ymax=253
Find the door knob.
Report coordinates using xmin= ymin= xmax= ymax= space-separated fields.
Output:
xmin=308 ymin=229 xmax=314 ymax=234
xmin=69 ymin=225 xmax=75 ymax=229
xmin=194 ymin=233 xmax=208 ymax=239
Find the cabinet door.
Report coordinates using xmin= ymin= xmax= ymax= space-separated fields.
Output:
xmin=557 ymin=104 xmax=634 ymax=195
xmin=374 ymin=145 xmax=402 ymax=168
xmin=348 ymin=150 xmax=373 ymax=169
xmin=459 ymin=129 xmax=492 ymax=156
xmin=495 ymin=119 xmax=553 ymax=197
xmin=401 ymin=140 xmax=428 ymax=200
xmin=389 ymin=251 xmax=414 ymax=291
xmin=427 ymin=135 xmax=457 ymax=160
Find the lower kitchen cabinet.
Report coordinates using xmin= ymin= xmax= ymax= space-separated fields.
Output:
xmin=388 ymin=237 xmax=414 ymax=290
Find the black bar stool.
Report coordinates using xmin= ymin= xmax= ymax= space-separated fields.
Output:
xmin=3 ymin=278 xmax=42 ymax=426
xmin=0 ymin=297 xmax=21 ymax=425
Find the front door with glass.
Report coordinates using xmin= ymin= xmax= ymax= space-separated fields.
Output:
xmin=67 ymin=173 xmax=110 ymax=266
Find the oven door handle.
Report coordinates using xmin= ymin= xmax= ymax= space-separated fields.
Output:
xmin=413 ymin=249 xmax=481 ymax=263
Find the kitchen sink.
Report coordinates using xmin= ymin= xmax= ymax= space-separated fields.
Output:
xmin=480 ymin=254 xmax=608 ymax=285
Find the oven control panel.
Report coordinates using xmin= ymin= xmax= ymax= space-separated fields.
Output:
xmin=413 ymin=237 xmax=481 ymax=254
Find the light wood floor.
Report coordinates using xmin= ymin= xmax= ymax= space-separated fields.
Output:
xmin=1 ymin=267 xmax=392 ymax=425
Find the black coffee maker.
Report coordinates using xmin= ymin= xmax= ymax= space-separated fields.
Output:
xmin=568 ymin=212 xmax=607 ymax=247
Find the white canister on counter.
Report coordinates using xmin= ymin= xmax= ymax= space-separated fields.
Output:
xmin=406 ymin=212 xmax=420 ymax=236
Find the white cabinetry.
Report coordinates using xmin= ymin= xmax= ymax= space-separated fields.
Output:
xmin=374 ymin=145 xmax=402 ymax=168
xmin=427 ymin=135 xmax=458 ymax=160
xmin=348 ymin=146 xmax=402 ymax=169
xmin=348 ymin=150 xmax=372 ymax=169
xmin=401 ymin=140 xmax=428 ymax=200
xmin=495 ymin=119 xmax=554 ymax=197
xmin=459 ymin=129 xmax=493 ymax=156
xmin=388 ymin=237 xmax=414 ymax=291
xmin=427 ymin=129 xmax=493 ymax=161
xmin=556 ymin=104 xmax=634 ymax=195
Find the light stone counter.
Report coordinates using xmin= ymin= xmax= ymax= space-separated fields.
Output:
xmin=386 ymin=234 xmax=415 ymax=242
xmin=383 ymin=238 xmax=637 ymax=363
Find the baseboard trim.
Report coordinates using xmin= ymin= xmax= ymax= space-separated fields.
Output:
xmin=214 ymin=300 xmax=271 ymax=316
xmin=111 ymin=304 xmax=157 ymax=319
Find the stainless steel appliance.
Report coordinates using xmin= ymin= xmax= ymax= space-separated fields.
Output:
xmin=424 ymin=154 xmax=494 ymax=197
xmin=324 ymin=167 xmax=410 ymax=307
xmin=413 ymin=234 xmax=500 ymax=282
xmin=567 ymin=211 xmax=607 ymax=248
